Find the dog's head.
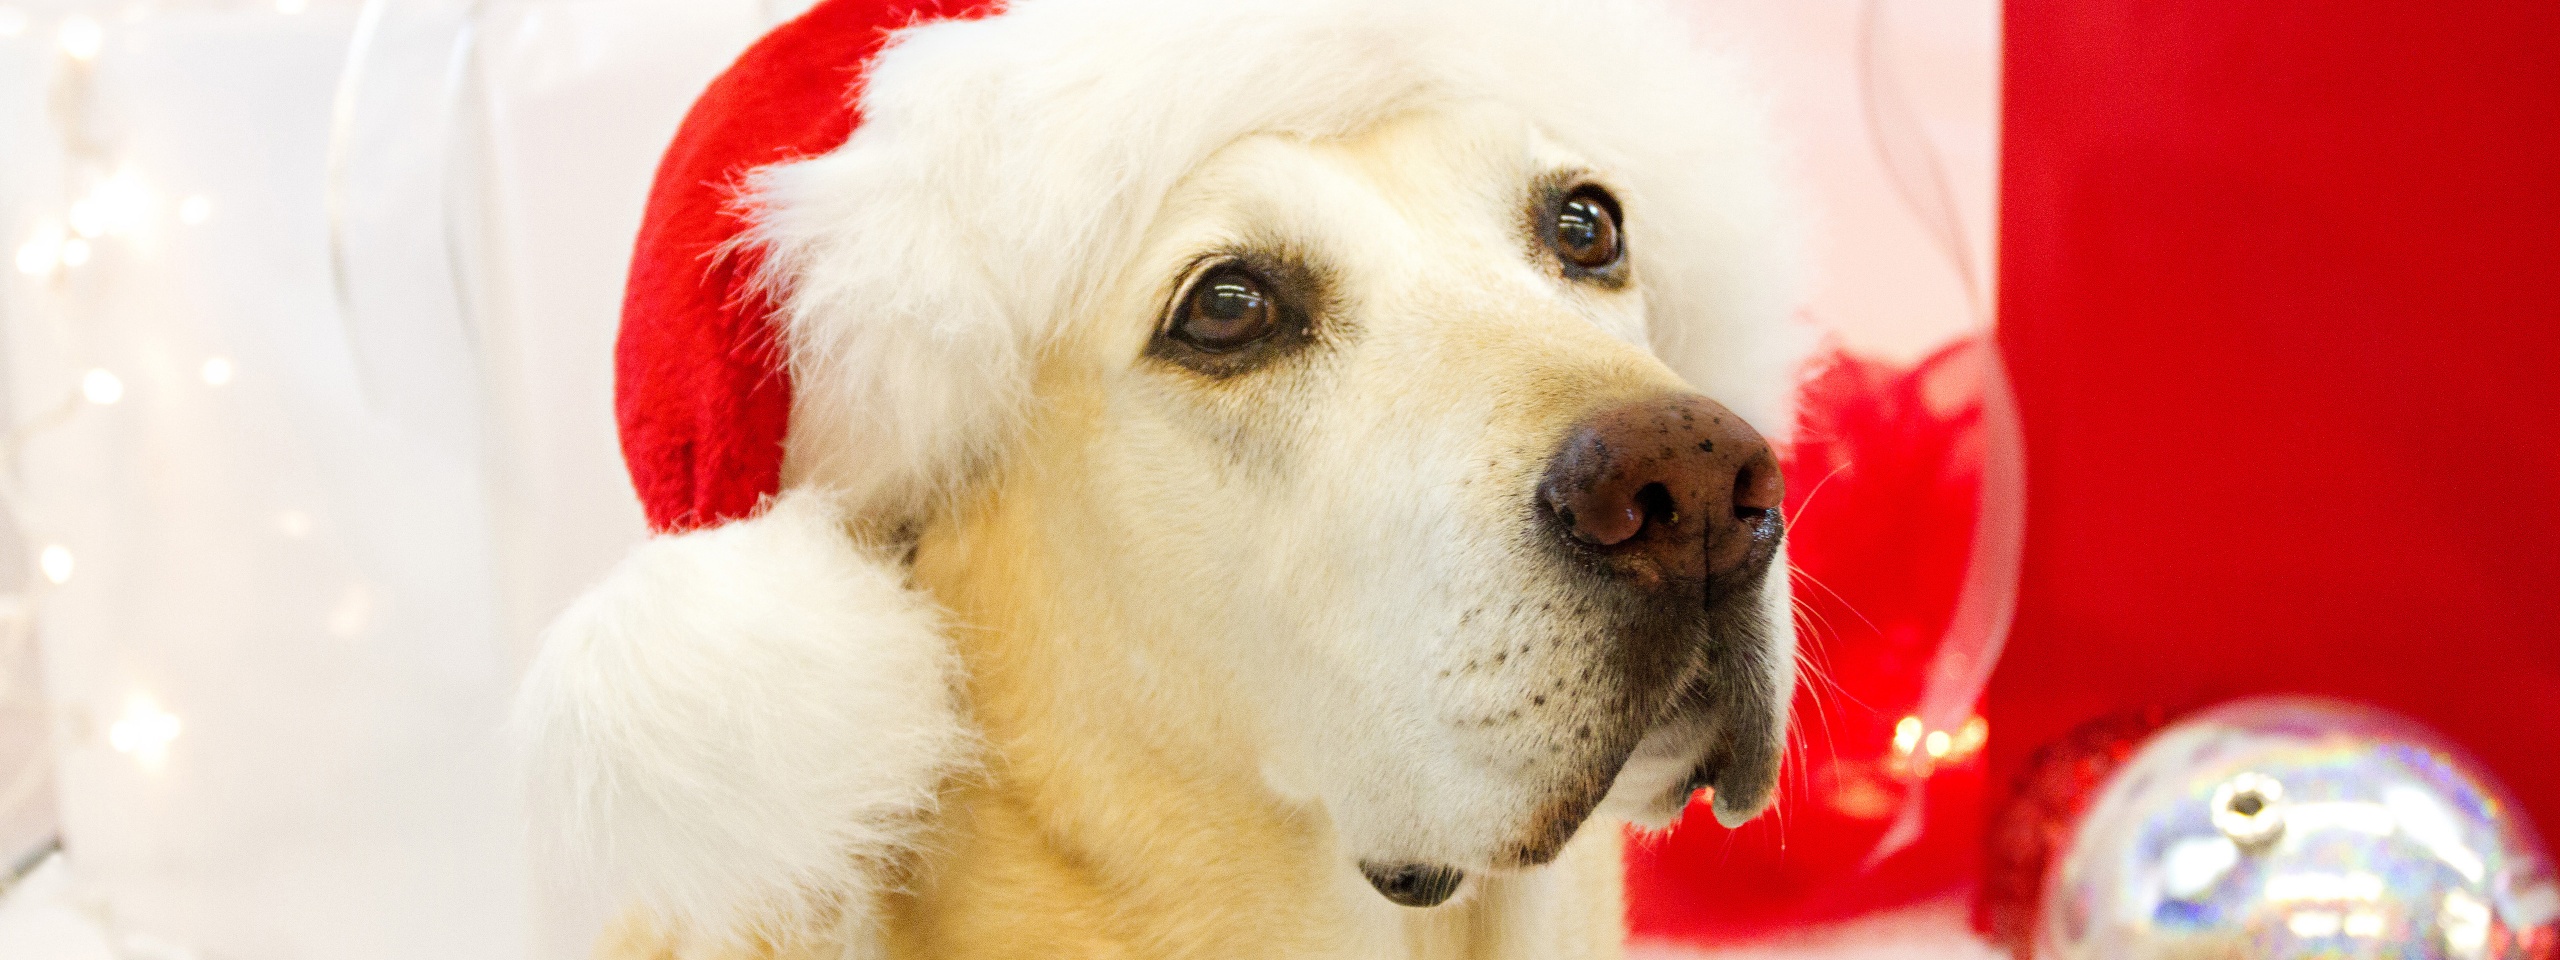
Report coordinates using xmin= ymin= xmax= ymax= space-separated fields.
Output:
xmin=1033 ymin=102 xmax=1795 ymax=893
xmin=754 ymin=0 xmax=1808 ymax=903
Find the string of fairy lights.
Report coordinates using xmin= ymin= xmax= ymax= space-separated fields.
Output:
xmin=1 ymin=2 xmax=334 ymax=897
xmin=2 ymin=6 xmax=813 ymax=923
xmin=4 ymin=9 xmax=368 ymax=955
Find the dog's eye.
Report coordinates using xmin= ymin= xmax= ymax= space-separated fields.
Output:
xmin=1551 ymin=187 xmax=1623 ymax=270
xmin=1173 ymin=266 xmax=1280 ymax=351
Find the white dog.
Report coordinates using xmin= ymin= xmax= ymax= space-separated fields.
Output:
xmin=517 ymin=1 xmax=1810 ymax=957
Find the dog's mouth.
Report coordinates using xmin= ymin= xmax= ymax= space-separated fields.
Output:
xmin=1357 ymin=655 xmax=1786 ymax=908
xmin=1409 ymin=606 xmax=1785 ymax=883
xmin=1353 ymin=529 xmax=1789 ymax=908
xmin=1597 ymin=677 xmax=1786 ymax=830
xmin=1571 ymin=573 xmax=1791 ymax=829
xmin=1554 ymin=659 xmax=1786 ymax=853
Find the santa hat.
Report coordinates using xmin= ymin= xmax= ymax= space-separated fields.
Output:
xmin=515 ymin=0 xmax=1810 ymax=950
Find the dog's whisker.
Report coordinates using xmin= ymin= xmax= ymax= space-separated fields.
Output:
xmin=1797 ymin=650 xmax=1869 ymax=718
xmin=1778 ymin=459 xmax=1856 ymax=536
xmin=1786 ymin=590 xmax=1827 ymax=636
xmin=1783 ymin=677 xmax=1842 ymax=817
xmin=1787 ymin=594 xmax=1858 ymax=695
xmin=1787 ymin=605 xmax=1870 ymax=716
xmin=1789 ymin=566 xmax=1883 ymax=639
xmin=1780 ymin=612 xmax=1857 ymax=833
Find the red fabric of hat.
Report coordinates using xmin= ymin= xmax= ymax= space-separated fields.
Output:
xmin=617 ymin=0 xmax=998 ymax=534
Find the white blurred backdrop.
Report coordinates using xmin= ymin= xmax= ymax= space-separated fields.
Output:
xmin=0 ymin=0 xmax=1993 ymax=957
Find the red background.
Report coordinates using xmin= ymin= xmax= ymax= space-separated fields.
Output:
xmin=1634 ymin=0 xmax=2560 ymax=944
xmin=1990 ymin=0 xmax=2560 ymax=854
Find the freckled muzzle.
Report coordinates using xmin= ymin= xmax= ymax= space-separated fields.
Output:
xmin=1525 ymin=391 xmax=1792 ymax=831
xmin=1355 ymin=393 xmax=1793 ymax=908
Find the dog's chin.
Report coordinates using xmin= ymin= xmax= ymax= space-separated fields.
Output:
xmin=1352 ymin=573 xmax=1788 ymax=902
xmin=1480 ymin=673 xmax=1785 ymax=879
xmin=1592 ymin=718 xmax=1733 ymax=830
xmin=1461 ymin=699 xmax=1777 ymax=885
xmin=1549 ymin=608 xmax=1791 ymax=839
xmin=1358 ymin=697 xmax=1778 ymax=906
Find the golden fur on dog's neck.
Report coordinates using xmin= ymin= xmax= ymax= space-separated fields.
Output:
xmin=873 ymin=412 xmax=1628 ymax=960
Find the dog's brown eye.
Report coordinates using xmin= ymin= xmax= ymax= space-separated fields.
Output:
xmin=1552 ymin=187 xmax=1622 ymax=270
xmin=1174 ymin=266 xmax=1279 ymax=351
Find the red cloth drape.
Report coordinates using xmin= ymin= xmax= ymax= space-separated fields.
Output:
xmin=1985 ymin=0 xmax=2560 ymax=931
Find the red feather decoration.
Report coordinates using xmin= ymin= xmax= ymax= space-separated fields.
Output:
xmin=1626 ymin=334 xmax=1998 ymax=942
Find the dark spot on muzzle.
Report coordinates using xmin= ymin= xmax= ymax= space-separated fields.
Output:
xmin=1359 ymin=861 xmax=1465 ymax=908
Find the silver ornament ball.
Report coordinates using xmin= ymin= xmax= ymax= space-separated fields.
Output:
xmin=2041 ymin=697 xmax=2560 ymax=960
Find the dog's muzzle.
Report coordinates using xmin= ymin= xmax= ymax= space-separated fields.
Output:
xmin=1536 ymin=390 xmax=1791 ymax=826
xmin=1355 ymin=392 xmax=1791 ymax=908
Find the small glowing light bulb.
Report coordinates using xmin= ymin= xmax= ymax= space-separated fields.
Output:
xmin=1951 ymin=715 xmax=1990 ymax=757
xmin=0 ymin=9 xmax=30 ymax=40
xmin=38 ymin=544 xmax=73 ymax=584
xmin=58 ymin=16 xmax=102 ymax=61
xmin=68 ymin=171 xmax=152 ymax=238
xmin=81 ymin=368 xmax=123 ymax=404
xmin=108 ymin=697 xmax=182 ymax=766
xmin=14 ymin=225 xmax=62 ymax=275
xmin=1891 ymin=715 xmax=1924 ymax=755
xmin=68 ymin=200 xmax=104 ymax=239
xmin=201 ymin=356 xmax=234 ymax=386
xmin=1924 ymin=729 xmax=1953 ymax=760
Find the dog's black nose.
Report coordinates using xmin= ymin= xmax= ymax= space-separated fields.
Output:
xmin=1536 ymin=393 xmax=1783 ymax=591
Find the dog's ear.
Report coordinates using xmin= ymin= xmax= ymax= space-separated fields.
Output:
xmin=513 ymin=489 xmax=973 ymax=949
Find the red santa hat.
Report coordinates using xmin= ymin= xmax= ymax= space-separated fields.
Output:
xmin=617 ymin=0 xmax=996 ymax=533
xmin=518 ymin=0 xmax=1812 ymax=950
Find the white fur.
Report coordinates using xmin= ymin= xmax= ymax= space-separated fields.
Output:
xmin=513 ymin=490 xmax=970 ymax=950
xmin=755 ymin=0 xmax=1810 ymax=525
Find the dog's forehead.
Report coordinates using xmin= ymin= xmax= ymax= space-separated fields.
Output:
xmin=1152 ymin=102 xmax=1596 ymax=248
xmin=1326 ymin=102 xmax=1595 ymax=209
xmin=1064 ymin=101 xmax=1630 ymax=364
